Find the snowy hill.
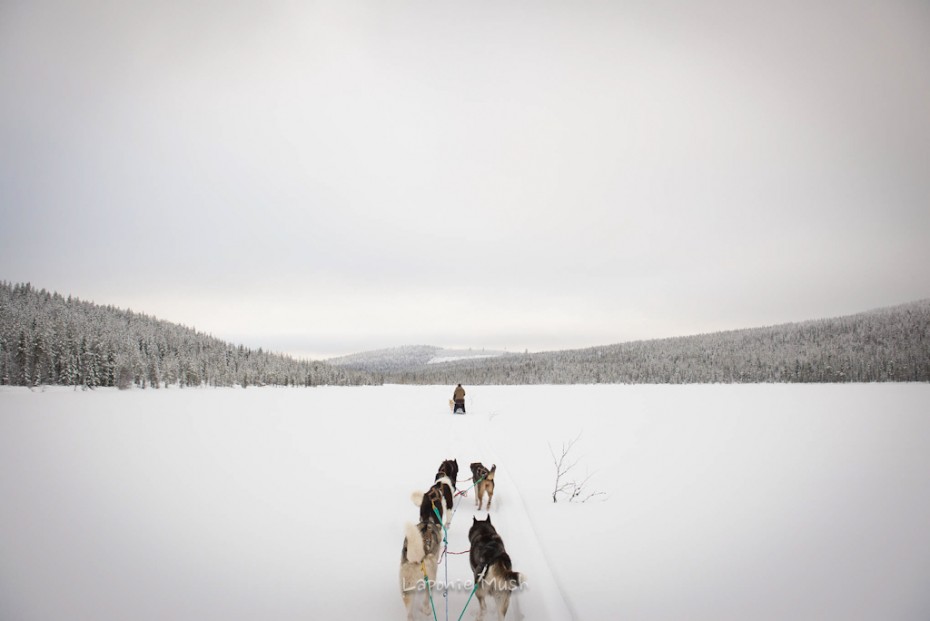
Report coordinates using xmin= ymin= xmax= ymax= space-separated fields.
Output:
xmin=393 ymin=299 xmax=930 ymax=384
xmin=426 ymin=347 xmax=510 ymax=365
xmin=321 ymin=302 xmax=930 ymax=384
xmin=3 ymin=280 xmax=928 ymax=387
xmin=325 ymin=345 xmax=440 ymax=374
xmin=0 ymin=282 xmax=373 ymax=388
xmin=327 ymin=345 xmax=510 ymax=374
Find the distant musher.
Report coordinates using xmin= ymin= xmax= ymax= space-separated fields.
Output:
xmin=452 ymin=383 xmax=466 ymax=414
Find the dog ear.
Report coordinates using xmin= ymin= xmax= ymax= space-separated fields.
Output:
xmin=487 ymin=515 xmax=492 ymax=524
xmin=473 ymin=516 xmax=477 ymax=524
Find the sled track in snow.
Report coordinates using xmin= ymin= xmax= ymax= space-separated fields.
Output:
xmin=426 ymin=410 xmax=576 ymax=621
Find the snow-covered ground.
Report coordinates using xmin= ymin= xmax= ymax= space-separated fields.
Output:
xmin=1 ymin=384 xmax=929 ymax=621
xmin=426 ymin=347 xmax=509 ymax=365
xmin=427 ymin=354 xmax=501 ymax=364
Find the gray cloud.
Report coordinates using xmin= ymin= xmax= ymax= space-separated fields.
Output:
xmin=3 ymin=1 xmax=929 ymax=358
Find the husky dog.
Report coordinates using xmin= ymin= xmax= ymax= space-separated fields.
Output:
xmin=436 ymin=459 xmax=459 ymax=490
xmin=469 ymin=515 xmax=522 ymax=620
xmin=399 ymin=521 xmax=443 ymax=620
xmin=414 ymin=478 xmax=453 ymax=525
xmin=470 ymin=462 xmax=497 ymax=511
xmin=411 ymin=460 xmax=458 ymax=526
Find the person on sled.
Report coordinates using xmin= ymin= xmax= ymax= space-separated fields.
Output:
xmin=452 ymin=383 xmax=466 ymax=414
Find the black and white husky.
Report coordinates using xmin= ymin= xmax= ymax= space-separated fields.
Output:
xmin=436 ymin=458 xmax=459 ymax=489
xmin=411 ymin=459 xmax=458 ymax=526
xmin=469 ymin=515 xmax=522 ymax=620
xmin=399 ymin=521 xmax=443 ymax=620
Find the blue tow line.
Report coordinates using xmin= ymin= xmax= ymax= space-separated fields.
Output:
xmin=432 ymin=505 xmax=449 ymax=621
xmin=448 ymin=475 xmax=485 ymax=525
xmin=457 ymin=565 xmax=488 ymax=621
xmin=431 ymin=475 xmax=488 ymax=621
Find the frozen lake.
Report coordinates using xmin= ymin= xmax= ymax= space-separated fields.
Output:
xmin=1 ymin=383 xmax=929 ymax=620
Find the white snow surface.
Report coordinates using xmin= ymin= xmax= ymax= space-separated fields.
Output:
xmin=427 ymin=354 xmax=501 ymax=364
xmin=1 ymin=384 xmax=929 ymax=621
xmin=427 ymin=348 xmax=509 ymax=365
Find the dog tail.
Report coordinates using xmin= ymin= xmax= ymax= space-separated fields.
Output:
xmin=487 ymin=563 xmax=522 ymax=590
xmin=488 ymin=464 xmax=497 ymax=480
xmin=501 ymin=568 xmax=522 ymax=590
xmin=404 ymin=522 xmax=425 ymax=564
xmin=411 ymin=491 xmax=424 ymax=507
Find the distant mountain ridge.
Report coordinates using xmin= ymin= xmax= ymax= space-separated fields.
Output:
xmin=325 ymin=345 xmax=440 ymax=374
xmin=385 ymin=300 xmax=930 ymax=384
xmin=0 ymin=282 xmax=373 ymax=388
xmin=327 ymin=346 xmax=511 ymax=374
xmin=2 ymin=280 xmax=927 ymax=386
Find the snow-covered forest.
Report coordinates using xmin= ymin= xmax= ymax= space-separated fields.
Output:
xmin=325 ymin=345 xmax=443 ymax=374
xmin=0 ymin=282 xmax=373 ymax=388
xmin=384 ymin=301 xmax=930 ymax=384
xmin=326 ymin=345 xmax=510 ymax=374
xmin=2 ymin=281 xmax=928 ymax=388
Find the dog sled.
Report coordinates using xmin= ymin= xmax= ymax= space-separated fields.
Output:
xmin=448 ymin=399 xmax=466 ymax=415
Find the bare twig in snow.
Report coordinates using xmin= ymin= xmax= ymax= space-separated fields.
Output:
xmin=549 ymin=434 xmax=607 ymax=503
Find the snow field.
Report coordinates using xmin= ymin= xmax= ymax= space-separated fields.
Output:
xmin=1 ymin=383 xmax=929 ymax=621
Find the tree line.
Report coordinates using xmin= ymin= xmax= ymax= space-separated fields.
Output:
xmin=382 ymin=301 xmax=930 ymax=385
xmin=0 ymin=282 xmax=374 ymax=389
xmin=3 ymin=280 xmax=927 ymax=388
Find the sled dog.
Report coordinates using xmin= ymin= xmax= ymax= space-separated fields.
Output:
xmin=411 ymin=460 xmax=458 ymax=526
xmin=436 ymin=458 xmax=459 ymax=490
xmin=399 ymin=521 xmax=443 ymax=620
xmin=412 ymin=478 xmax=452 ymax=526
xmin=470 ymin=462 xmax=496 ymax=511
xmin=469 ymin=515 xmax=522 ymax=620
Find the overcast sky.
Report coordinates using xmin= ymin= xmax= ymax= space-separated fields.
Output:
xmin=2 ymin=1 xmax=929 ymax=360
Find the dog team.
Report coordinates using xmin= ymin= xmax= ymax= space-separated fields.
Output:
xmin=400 ymin=458 xmax=522 ymax=620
